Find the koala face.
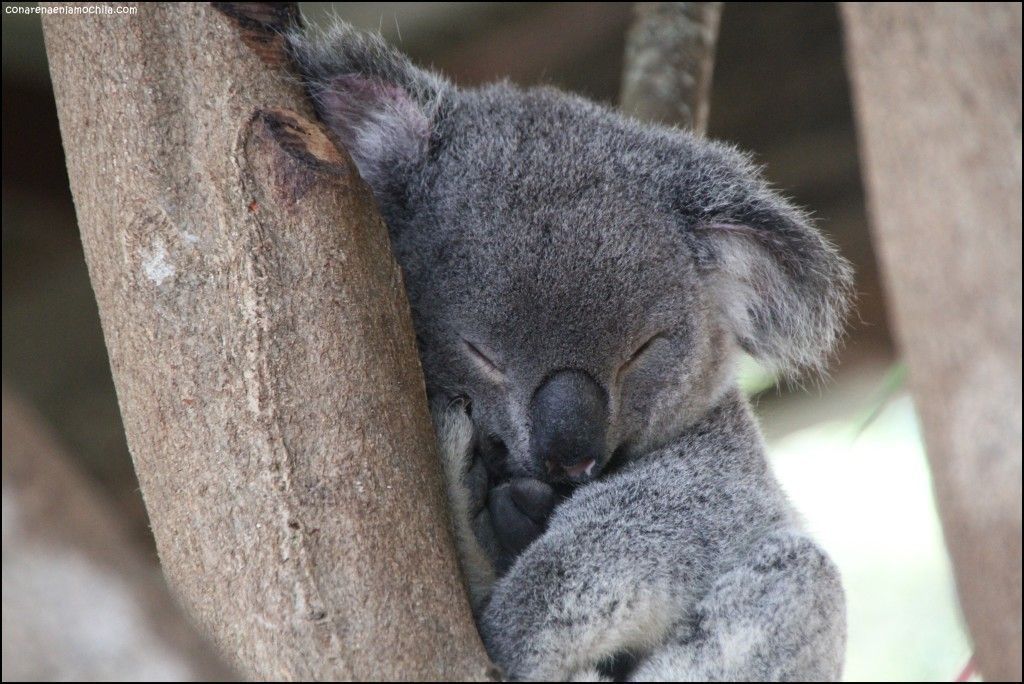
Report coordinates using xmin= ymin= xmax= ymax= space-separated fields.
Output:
xmin=397 ymin=87 xmax=739 ymax=482
xmin=291 ymin=26 xmax=852 ymax=483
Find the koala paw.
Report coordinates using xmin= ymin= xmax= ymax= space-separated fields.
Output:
xmin=464 ymin=454 xmax=490 ymax=517
xmin=488 ymin=478 xmax=558 ymax=573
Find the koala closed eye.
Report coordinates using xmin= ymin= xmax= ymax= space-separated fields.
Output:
xmin=616 ymin=330 xmax=668 ymax=381
xmin=463 ymin=339 xmax=506 ymax=384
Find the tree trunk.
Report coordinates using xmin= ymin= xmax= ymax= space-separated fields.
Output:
xmin=620 ymin=2 xmax=723 ymax=133
xmin=2 ymin=387 xmax=234 ymax=681
xmin=42 ymin=3 xmax=492 ymax=680
xmin=841 ymin=4 xmax=1022 ymax=681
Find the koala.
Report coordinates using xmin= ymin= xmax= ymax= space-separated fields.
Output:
xmin=287 ymin=19 xmax=852 ymax=682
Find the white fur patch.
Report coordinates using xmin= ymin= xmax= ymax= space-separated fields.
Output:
xmin=435 ymin=406 xmax=496 ymax=612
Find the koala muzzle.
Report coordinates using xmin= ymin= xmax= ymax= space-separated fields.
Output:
xmin=529 ymin=369 xmax=607 ymax=481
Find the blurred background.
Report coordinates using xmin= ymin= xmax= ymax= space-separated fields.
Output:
xmin=2 ymin=2 xmax=973 ymax=680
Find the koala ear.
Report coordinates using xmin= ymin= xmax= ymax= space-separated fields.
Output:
xmin=679 ymin=140 xmax=854 ymax=375
xmin=287 ymin=22 xmax=449 ymax=198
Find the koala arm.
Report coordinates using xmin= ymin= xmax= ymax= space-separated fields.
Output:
xmin=435 ymin=403 xmax=565 ymax=610
xmin=631 ymin=530 xmax=847 ymax=681
xmin=479 ymin=474 xmax=692 ymax=681
xmin=479 ymin=460 xmax=845 ymax=681
xmin=434 ymin=403 xmax=498 ymax=613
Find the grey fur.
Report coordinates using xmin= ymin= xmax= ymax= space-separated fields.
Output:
xmin=289 ymin=20 xmax=851 ymax=682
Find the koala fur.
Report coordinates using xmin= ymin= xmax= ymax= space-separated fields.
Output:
xmin=288 ymin=19 xmax=852 ymax=682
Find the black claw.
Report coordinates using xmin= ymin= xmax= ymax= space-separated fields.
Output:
xmin=488 ymin=477 xmax=561 ymax=572
xmin=508 ymin=478 xmax=557 ymax=525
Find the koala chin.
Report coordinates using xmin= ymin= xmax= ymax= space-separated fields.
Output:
xmin=289 ymin=20 xmax=853 ymax=682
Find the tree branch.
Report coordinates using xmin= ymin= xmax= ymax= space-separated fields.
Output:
xmin=2 ymin=387 xmax=234 ymax=681
xmin=42 ymin=3 xmax=492 ymax=679
xmin=620 ymin=2 xmax=723 ymax=133
xmin=841 ymin=4 xmax=1022 ymax=680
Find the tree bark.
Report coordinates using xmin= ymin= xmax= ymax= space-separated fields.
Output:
xmin=841 ymin=4 xmax=1022 ymax=681
xmin=42 ymin=3 xmax=492 ymax=680
xmin=2 ymin=387 xmax=234 ymax=681
xmin=620 ymin=2 xmax=723 ymax=133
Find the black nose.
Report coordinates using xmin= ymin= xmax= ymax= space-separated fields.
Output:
xmin=529 ymin=369 xmax=607 ymax=481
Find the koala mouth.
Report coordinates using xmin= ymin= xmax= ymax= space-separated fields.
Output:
xmin=547 ymin=457 xmax=597 ymax=480
xmin=473 ymin=433 xmax=589 ymax=499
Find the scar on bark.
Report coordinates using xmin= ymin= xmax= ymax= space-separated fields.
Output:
xmin=251 ymin=108 xmax=353 ymax=207
xmin=212 ymin=2 xmax=300 ymax=66
xmin=216 ymin=4 xmax=360 ymax=203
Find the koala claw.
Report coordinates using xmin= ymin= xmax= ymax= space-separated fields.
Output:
xmin=507 ymin=478 xmax=558 ymax=523
xmin=489 ymin=478 xmax=557 ymax=572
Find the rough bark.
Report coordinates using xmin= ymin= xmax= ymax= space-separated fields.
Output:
xmin=841 ymin=4 xmax=1022 ymax=681
xmin=2 ymin=387 xmax=235 ymax=681
xmin=42 ymin=3 xmax=492 ymax=680
xmin=620 ymin=2 xmax=723 ymax=133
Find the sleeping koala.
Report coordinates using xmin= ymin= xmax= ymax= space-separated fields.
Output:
xmin=288 ymin=20 xmax=852 ymax=682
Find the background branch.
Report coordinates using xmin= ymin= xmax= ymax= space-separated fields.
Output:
xmin=841 ymin=4 xmax=1022 ymax=680
xmin=2 ymin=387 xmax=234 ymax=681
xmin=620 ymin=1 xmax=723 ymax=133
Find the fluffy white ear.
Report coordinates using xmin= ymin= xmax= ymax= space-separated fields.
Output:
xmin=313 ymin=74 xmax=431 ymax=190
xmin=680 ymin=143 xmax=854 ymax=375
xmin=287 ymin=22 xmax=449 ymax=196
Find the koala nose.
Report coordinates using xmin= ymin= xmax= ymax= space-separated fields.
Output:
xmin=529 ymin=369 xmax=607 ymax=481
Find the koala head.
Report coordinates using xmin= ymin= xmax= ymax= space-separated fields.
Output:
xmin=291 ymin=25 xmax=853 ymax=484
